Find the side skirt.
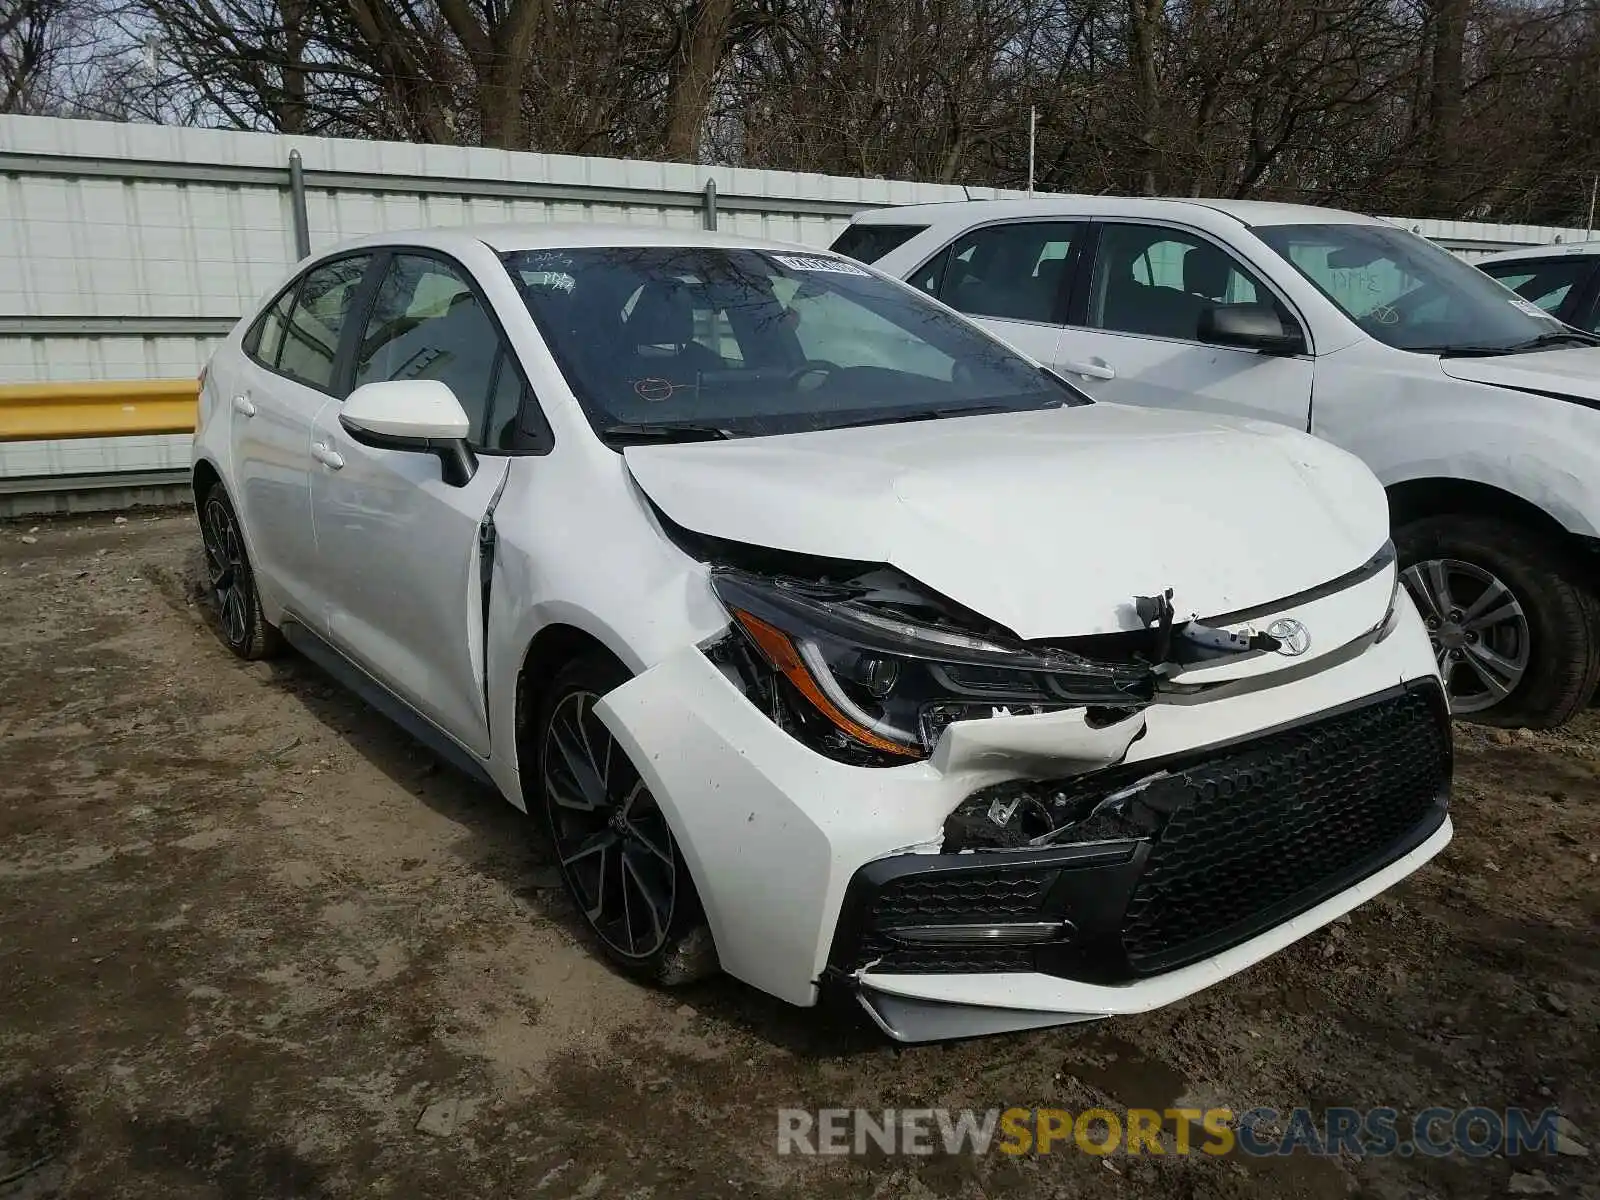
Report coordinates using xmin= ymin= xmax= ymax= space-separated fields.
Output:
xmin=280 ymin=619 xmax=496 ymax=789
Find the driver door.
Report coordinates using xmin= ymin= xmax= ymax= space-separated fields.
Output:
xmin=309 ymin=250 xmax=525 ymax=757
xmin=1052 ymin=222 xmax=1314 ymax=430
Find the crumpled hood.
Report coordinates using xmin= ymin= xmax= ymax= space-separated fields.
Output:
xmin=1438 ymin=346 xmax=1600 ymax=403
xmin=624 ymin=404 xmax=1389 ymax=638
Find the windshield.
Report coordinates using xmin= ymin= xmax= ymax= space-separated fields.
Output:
xmin=1254 ymin=223 xmax=1567 ymax=354
xmin=502 ymin=246 xmax=1081 ymax=442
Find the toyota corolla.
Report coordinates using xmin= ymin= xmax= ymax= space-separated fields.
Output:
xmin=192 ymin=224 xmax=1452 ymax=1041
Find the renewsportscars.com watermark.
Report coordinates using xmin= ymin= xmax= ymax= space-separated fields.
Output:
xmin=777 ymin=1106 xmax=1571 ymax=1158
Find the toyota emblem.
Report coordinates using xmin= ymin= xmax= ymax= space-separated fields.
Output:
xmin=1266 ymin=618 xmax=1311 ymax=657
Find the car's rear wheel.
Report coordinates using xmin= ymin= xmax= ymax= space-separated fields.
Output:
xmin=1396 ymin=515 xmax=1600 ymax=728
xmin=198 ymin=486 xmax=283 ymax=661
xmin=534 ymin=653 xmax=717 ymax=985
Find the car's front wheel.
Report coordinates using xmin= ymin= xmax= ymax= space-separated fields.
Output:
xmin=198 ymin=486 xmax=282 ymax=661
xmin=1396 ymin=515 xmax=1600 ymax=728
xmin=534 ymin=653 xmax=717 ymax=985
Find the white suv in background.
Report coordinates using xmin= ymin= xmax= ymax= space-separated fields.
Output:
xmin=837 ymin=200 xmax=1600 ymax=727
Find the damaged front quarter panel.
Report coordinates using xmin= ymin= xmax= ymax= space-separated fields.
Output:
xmin=592 ymin=638 xmax=1158 ymax=1008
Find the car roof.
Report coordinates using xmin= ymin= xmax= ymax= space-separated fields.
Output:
xmin=849 ymin=196 xmax=1391 ymax=229
xmin=1475 ymin=241 xmax=1600 ymax=266
xmin=335 ymin=222 xmax=808 ymax=256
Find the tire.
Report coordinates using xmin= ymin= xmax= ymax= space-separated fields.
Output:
xmin=533 ymin=653 xmax=718 ymax=986
xmin=198 ymin=485 xmax=283 ymax=661
xmin=1395 ymin=515 xmax=1600 ymax=728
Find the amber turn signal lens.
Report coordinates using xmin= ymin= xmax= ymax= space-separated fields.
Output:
xmin=730 ymin=608 xmax=920 ymax=758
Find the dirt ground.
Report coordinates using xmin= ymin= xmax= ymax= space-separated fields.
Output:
xmin=0 ymin=510 xmax=1596 ymax=1200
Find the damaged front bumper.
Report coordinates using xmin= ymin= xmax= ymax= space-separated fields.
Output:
xmin=594 ymin=598 xmax=1450 ymax=1035
xmin=830 ymin=680 xmax=1451 ymax=1039
xmin=851 ymin=815 xmax=1451 ymax=1040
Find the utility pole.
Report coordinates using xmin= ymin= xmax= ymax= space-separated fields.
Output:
xmin=1587 ymin=175 xmax=1597 ymax=242
xmin=1027 ymin=107 xmax=1037 ymax=198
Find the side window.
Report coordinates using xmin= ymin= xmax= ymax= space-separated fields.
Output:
xmin=1090 ymin=224 xmax=1280 ymax=341
xmin=245 ymin=289 xmax=295 ymax=367
xmin=355 ymin=254 xmax=506 ymax=446
xmin=1479 ymin=259 xmax=1594 ymax=318
xmin=278 ymin=256 xmax=371 ymax=391
xmin=935 ymin=222 xmax=1081 ymax=323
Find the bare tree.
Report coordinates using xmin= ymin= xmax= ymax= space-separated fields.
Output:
xmin=1 ymin=0 xmax=92 ymax=113
xmin=36 ymin=0 xmax=1600 ymax=226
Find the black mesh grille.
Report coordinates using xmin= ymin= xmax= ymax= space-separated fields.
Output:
xmin=857 ymin=939 xmax=1036 ymax=974
xmin=1121 ymin=688 xmax=1449 ymax=968
xmin=828 ymin=686 xmax=1450 ymax=983
xmin=870 ymin=871 xmax=1054 ymax=924
xmin=857 ymin=870 xmax=1055 ymax=974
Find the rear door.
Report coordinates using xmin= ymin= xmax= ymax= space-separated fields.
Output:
xmin=309 ymin=249 xmax=532 ymax=757
xmin=1052 ymin=222 xmax=1314 ymax=428
xmin=230 ymin=255 xmax=371 ymax=623
xmin=906 ymin=220 xmax=1085 ymax=365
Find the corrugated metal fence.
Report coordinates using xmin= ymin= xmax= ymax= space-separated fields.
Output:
xmin=2 ymin=113 xmax=1596 ymax=496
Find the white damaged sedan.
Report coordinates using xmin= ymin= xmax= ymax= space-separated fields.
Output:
xmin=193 ymin=224 xmax=1452 ymax=1041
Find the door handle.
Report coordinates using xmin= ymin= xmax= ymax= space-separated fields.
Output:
xmin=232 ymin=395 xmax=256 ymax=417
xmin=311 ymin=442 xmax=344 ymax=470
xmin=1061 ymin=358 xmax=1116 ymax=381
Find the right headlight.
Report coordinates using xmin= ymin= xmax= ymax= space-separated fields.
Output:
xmin=704 ymin=569 xmax=1156 ymax=765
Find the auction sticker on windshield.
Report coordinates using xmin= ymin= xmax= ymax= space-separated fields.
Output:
xmin=773 ymin=254 xmax=871 ymax=276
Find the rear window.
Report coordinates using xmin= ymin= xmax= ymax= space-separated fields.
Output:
xmin=829 ymin=223 xmax=927 ymax=264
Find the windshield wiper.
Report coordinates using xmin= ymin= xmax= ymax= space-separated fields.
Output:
xmin=1505 ymin=329 xmax=1600 ymax=352
xmin=819 ymin=399 xmax=1065 ymax=432
xmin=1423 ymin=329 xmax=1600 ymax=358
xmin=1428 ymin=345 xmax=1521 ymax=358
xmin=600 ymin=421 xmax=734 ymax=444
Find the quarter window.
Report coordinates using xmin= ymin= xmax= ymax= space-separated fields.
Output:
xmin=931 ymin=222 xmax=1081 ymax=324
xmin=355 ymin=254 xmax=507 ymax=446
xmin=483 ymin=351 xmax=529 ymax=451
xmin=278 ymin=256 xmax=371 ymax=391
xmin=245 ymin=290 xmax=295 ymax=367
xmin=1089 ymin=224 xmax=1278 ymax=341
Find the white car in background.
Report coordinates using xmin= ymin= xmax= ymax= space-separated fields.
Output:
xmin=838 ymin=200 xmax=1600 ymax=727
xmin=193 ymin=224 xmax=1451 ymax=1042
xmin=1475 ymin=242 xmax=1600 ymax=333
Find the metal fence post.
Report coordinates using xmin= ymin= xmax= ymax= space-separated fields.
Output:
xmin=703 ymin=178 xmax=718 ymax=231
xmin=288 ymin=150 xmax=311 ymax=259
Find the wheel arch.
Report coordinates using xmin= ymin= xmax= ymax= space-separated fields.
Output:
xmin=513 ymin=624 xmax=721 ymax=960
xmin=1386 ymin=477 xmax=1572 ymax=545
xmin=514 ymin=624 xmax=627 ymax=761
xmin=192 ymin=457 xmax=224 ymax=509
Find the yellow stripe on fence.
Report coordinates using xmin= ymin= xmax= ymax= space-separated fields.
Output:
xmin=0 ymin=379 xmax=200 ymax=442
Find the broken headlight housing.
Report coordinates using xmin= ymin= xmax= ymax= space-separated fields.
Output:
xmin=706 ymin=569 xmax=1156 ymax=765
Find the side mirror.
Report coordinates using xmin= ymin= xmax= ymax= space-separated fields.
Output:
xmin=339 ymin=379 xmax=477 ymax=486
xmin=1198 ymin=304 xmax=1306 ymax=356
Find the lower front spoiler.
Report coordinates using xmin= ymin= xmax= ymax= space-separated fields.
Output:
xmin=853 ymin=816 xmax=1452 ymax=1042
